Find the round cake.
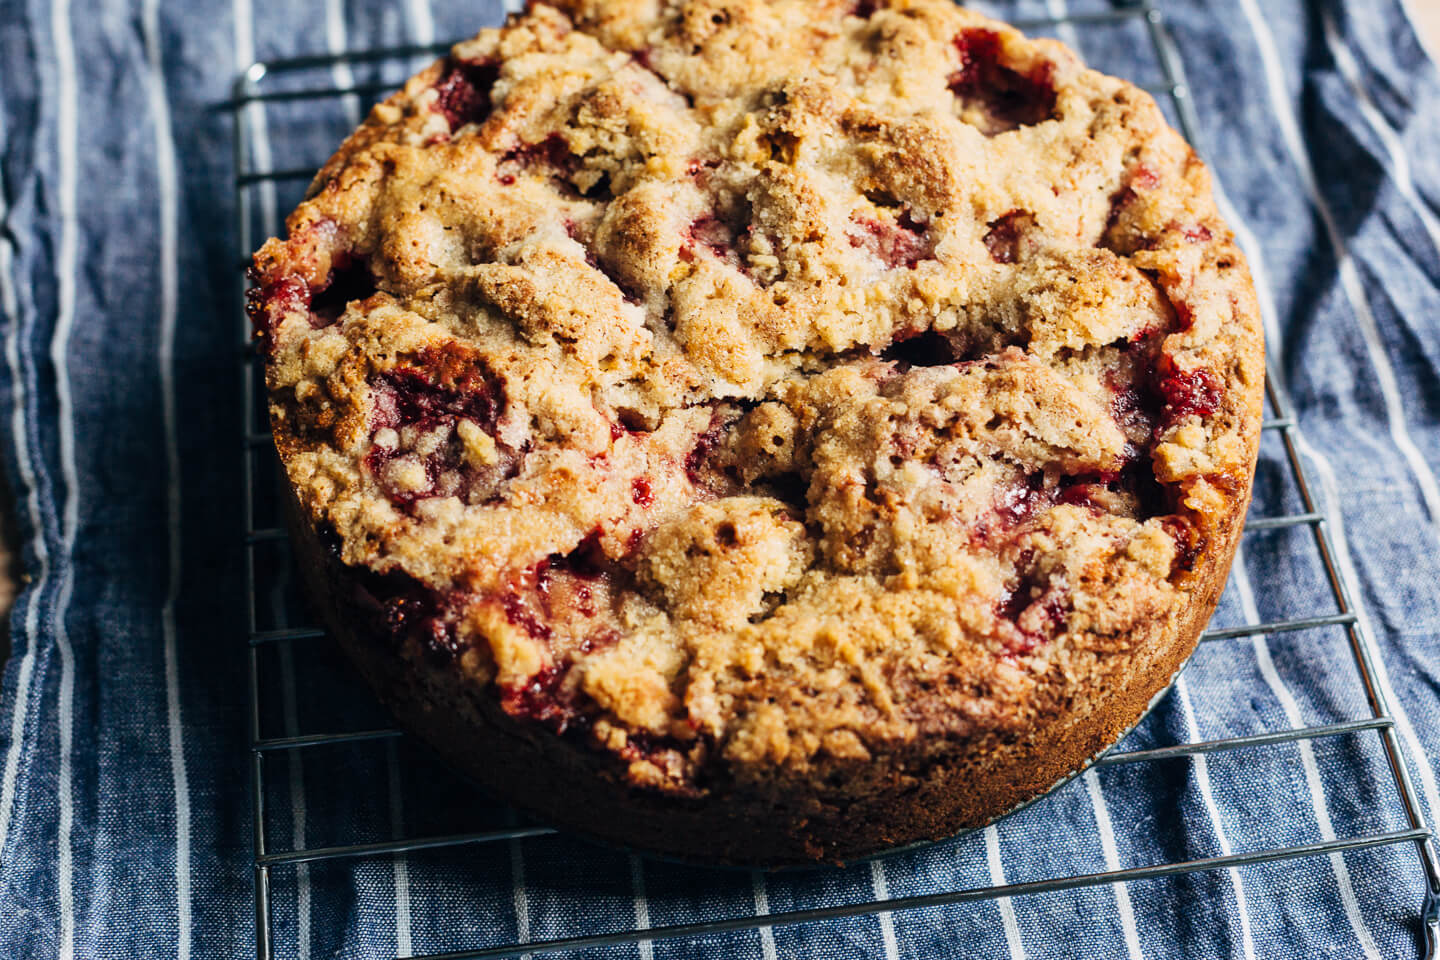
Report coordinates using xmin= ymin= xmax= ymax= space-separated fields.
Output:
xmin=249 ymin=0 xmax=1264 ymax=865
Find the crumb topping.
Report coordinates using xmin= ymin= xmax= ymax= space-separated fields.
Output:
xmin=252 ymin=0 xmax=1263 ymax=796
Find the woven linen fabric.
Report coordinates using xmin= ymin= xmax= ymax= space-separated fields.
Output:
xmin=2 ymin=0 xmax=1440 ymax=956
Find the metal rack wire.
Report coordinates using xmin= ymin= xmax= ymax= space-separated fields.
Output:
xmin=231 ymin=2 xmax=1440 ymax=957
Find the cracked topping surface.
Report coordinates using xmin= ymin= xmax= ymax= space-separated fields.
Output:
xmin=251 ymin=0 xmax=1263 ymax=797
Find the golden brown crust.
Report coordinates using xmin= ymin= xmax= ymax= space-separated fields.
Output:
xmin=254 ymin=0 xmax=1264 ymax=864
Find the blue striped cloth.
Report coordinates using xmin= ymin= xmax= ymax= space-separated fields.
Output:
xmin=2 ymin=0 xmax=1440 ymax=956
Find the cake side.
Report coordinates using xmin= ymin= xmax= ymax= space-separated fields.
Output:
xmin=285 ymin=474 xmax=1243 ymax=864
xmin=251 ymin=0 xmax=1265 ymax=864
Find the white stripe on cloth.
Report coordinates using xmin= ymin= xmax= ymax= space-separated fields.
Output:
xmin=982 ymin=826 xmax=1026 ymax=960
xmin=508 ymin=810 xmax=532 ymax=958
xmin=1043 ymin=0 xmax=1082 ymax=55
xmin=1235 ymin=0 xmax=1440 ymax=531
xmin=750 ymin=872 xmax=779 ymax=960
xmin=0 ymin=114 xmax=51 ymax=860
xmin=53 ymin=591 xmax=76 ymax=960
xmin=1081 ymin=771 xmax=1144 ymax=960
xmin=407 ymin=0 xmax=436 ymax=48
xmin=232 ymin=0 xmax=277 ymax=242
xmin=629 ymin=854 xmax=655 ymax=960
xmin=325 ymin=0 xmax=361 ymax=126
xmin=867 ymin=859 xmax=900 ymax=960
xmin=49 ymin=0 xmax=81 ymax=956
xmin=385 ymin=740 xmax=412 ymax=958
xmin=1172 ymin=677 xmax=1256 ymax=960
xmin=279 ymin=643 xmax=312 ymax=960
xmin=141 ymin=0 xmax=193 ymax=954
xmin=1321 ymin=8 xmax=1440 ymax=258
xmin=1229 ymin=552 xmax=1382 ymax=959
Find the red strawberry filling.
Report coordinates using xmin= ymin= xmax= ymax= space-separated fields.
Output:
xmin=346 ymin=544 xmax=617 ymax=736
xmin=346 ymin=566 xmax=470 ymax=665
xmin=432 ymin=58 xmax=500 ymax=132
xmin=950 ymin=29 xmax=1057 ymax=133
xmin=1061 ymin=466 xmax=1168 ymax=520
xmin=247 ymin=276 xmax=311 ymax=342
xmin=1055 ymin=472 xmax=1121 ymax=510
xmin=849 ymin=211 xmax=932 ymax=269
xmin=682 ymin=211 xmax=756 ymax=275
xmin=499 ymin=532 xmax=626 ymax=638
xmin=683 ymin=406 xmax=746 ymax=493
xmin=387 ymin=589 xmax=468 ymax=662
xmin=1109 ymin=333 xmax=1223 ymax=446
xmin=493 ymin=534 xmax=633 ymax=735
xmin=1161 ymin=516 xmax=1203 ymax=575
xmin=363 ymin=349 xmax=516 ymax=510
xmin=247 ymin=258 xmax=376 ymax=343
xmin=1131 ymin=165 xmax=1161 ymax=190
xmin=683 ymin=200 xmax=776 ymax=279
xmin=994 ymin=471 xmax=1048 ymax=530
xmin=687 ymin=214 xmax=737 ymax=261
xmin=501 ymin=591 xmax=553 ymax=641
xmin=1157 ymin=365 xmax=1222 ymax=425
xmin=996 ymin=549 xmax=1068 ymax=655
xmin=617 ymin=730 xmax=705 ymax=794
xmin=247 ymin=219 xmax=376 ymax=346
xmin=497 ymin=134 xmax=579 ymax=192
xmin=972 ymin=471 xmax=1057 ymax=545
xmin=370 ymin=352 xmax=502 ymax=431
xmin=983 ymin=210 xmax=1034 ymax=263
xmin=1102 ymin=166 xmax=1184 ymax=253
xmin=1111 ymin=381 xmax=1158 ymax=462
xmin=500 ymin=664 xmax=590 ymax=734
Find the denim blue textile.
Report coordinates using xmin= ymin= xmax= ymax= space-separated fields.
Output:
xmin=1 ymin=1 xmax=1439 ymax=957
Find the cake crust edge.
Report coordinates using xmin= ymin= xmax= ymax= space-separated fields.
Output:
xmin=284 ymin=463 xmax=1252 ymax=866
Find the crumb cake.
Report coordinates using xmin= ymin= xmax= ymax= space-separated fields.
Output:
xmin=249 ymin=0 xmax=1264 ymax=865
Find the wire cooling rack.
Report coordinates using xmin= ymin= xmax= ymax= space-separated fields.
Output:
xmin=231 ymin=2 xmax=1440 ymax=957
